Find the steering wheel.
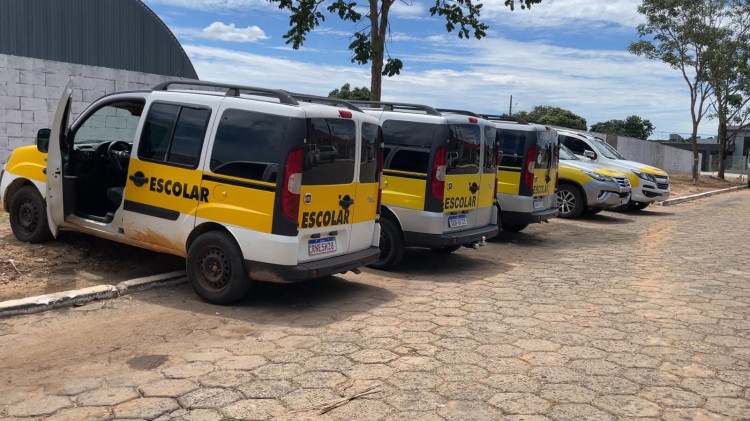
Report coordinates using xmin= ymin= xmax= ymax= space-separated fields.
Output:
xmin=107 ymin=141 xmax=131 ymax=172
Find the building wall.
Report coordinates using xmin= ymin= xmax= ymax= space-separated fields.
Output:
xmin=1 ymin=54 xmax=187 ymax=164
xmin=595 ymin=132 xmax=700 ymax=175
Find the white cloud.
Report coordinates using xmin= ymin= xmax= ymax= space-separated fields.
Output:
xmin=391 ymin=1 xmax=428 ymax=20
xmin=201 ymin=22 xmax=268 ymax=42
xmin=481 ymin=0 xmax=643 ymax=29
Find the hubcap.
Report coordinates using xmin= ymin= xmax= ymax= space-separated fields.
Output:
xmin=557 ymin=190 xmax=575 ymax=215
xmin=196 ymin=247 xmax=231 ymax=293
xmin=18 ymin=199 xmax=38 ymax=233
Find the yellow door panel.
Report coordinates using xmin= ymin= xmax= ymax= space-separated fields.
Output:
xmin=496 ymin=169 xmax=520 ymax=195
xmin=353 ymin=182 xmax=379 ymax=223
xmin=479 ymin=173 xmax=496 ymax=208
xmin=444 ymin=174 xmax=481 ymax=212
xmin=196 ymin=173 xmax=275 ymax=233
xmin=125 ymin=160 xmax=204 ymax=216
xmin=381 ymin=173 xmax=427 ymax=211
xmin=532 ymin=168 xmax=557 ymax=197
xmin=298 ymin=184 xmax=356 ymax=230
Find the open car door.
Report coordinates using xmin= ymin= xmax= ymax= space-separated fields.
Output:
xmin=45 ymin=82 xmax=73 ymax=238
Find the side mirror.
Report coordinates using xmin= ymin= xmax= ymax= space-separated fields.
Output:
xmin=583 ymin=150 xmax=597 ymax=160
xmin=36 ymin=128 xmax=51 ymax=153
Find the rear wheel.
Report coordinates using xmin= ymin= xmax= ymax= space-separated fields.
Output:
xmin=186 ymin=231 xmax=251 ymax=305
xmin=556 ymin=184 xmax=584 ymax=219
xmin=627 ymin=201 xmax=650 ymax=211
xmin=9 ymin=186 xmax=53 ymax=243
xmin=430 ymin=245 xmax=461 ymax=254
xmin=369 ymin=218 xmax=404 ymax=270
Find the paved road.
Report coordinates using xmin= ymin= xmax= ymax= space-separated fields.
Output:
xmin=1 ymin=190 xmax=749 ymax=421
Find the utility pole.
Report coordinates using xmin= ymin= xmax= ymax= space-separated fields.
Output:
xmin=509 ymin=95 xmax=513 ymax=115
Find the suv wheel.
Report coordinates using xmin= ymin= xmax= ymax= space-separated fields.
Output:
xmin=9 ymin=186 xmax=53 ymax=243
xmin=368 ymin=218 xmax=404 ymax=270
xmin=556 ymin=184 xmax=584 ymax=219
xmin=187 ymin=231 xmax=251 ymax=305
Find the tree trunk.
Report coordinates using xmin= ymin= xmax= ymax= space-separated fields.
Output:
xmin=691 ymin=126 xmax=700 ymax=184
xmin=717 ymin=119 xmax=728 ymax=180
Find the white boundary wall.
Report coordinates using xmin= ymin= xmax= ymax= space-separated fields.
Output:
xmin=591 ymin=132 xmax=698 ymax=175
xmin=1 ymin=54 xmax=190 ymax=164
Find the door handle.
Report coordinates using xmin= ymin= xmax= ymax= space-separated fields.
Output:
xmin=469 ymin=182 xmax=480 ymax=194
xmin=129 ymin=171 xmax=148 ymax=187
xmin=339 ymin=195 xmax=355 ymax=209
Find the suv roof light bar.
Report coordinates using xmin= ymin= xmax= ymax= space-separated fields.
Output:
xmin=152 ymin=80 xmax=299 ymax=105
xmin=436 ymin=109 xmax=481 ymax=117
xmin=479 ymin=114 xmax=529 ymax=125
xmin=285 ymin=92 xmax=363 ymax=112
xmin=349 ymin=100 xmax=442 ymax=116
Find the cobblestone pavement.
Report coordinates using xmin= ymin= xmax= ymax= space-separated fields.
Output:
xmin=1 ymin=190 xmax=749 ymax=420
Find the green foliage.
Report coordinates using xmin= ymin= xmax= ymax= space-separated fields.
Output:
xmin=328 ymin=83 xmax=371 ymax=100
xmin=266 ymin=0 xmax=542 ymax=99
xmin=590 ymin=115 xmax=655 ymax=140
xmin=514 ymin=106 xmax=587 ymax=131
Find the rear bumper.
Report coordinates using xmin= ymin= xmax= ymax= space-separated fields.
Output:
xmin=247 ymin=246 xmax=380 ymax=283
xmin=502 ymin=208 xmax=558 ymax=224
xmin=403 ymin=225 xmax=499 ymax=248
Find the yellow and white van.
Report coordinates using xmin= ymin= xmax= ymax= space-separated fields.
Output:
xmin=481 ymin=116 xmax=559 ymax=232
xmin=349 ymin=102 xmax=499 ymax=269
xmin=0 ymin=81 xmax=381 ymax=304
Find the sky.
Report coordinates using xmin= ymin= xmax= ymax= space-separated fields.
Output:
xmin=141 ymin=0 xmax=719 ymax=139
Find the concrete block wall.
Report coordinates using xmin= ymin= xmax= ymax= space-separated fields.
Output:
xmin=1 ymin=54 xmax=190 ymax=164
xmin=593 ymin=132 xmax=699 ymax=175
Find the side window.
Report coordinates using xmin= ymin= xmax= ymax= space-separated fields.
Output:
xmin=210 ymin=109 xmax=289 ymax=182
xmin=138 ymin=102 xmax=210 ymax=168
xmin=387 ymin=148 xmax=430 ymax=173
xmin=360 ymin=122 xmax=381 ymax=183
xmin=382 ymin=120 xmax=436 ymax=147
xmin=72 ymin=100 xmax=145 ymax=146
xmin=561 ymin=136 xmax=589 ymax=155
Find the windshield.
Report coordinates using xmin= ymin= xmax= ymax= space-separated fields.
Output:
xmin=559 ymin=145 xmax=579 ymax=161
xmin=591 ymin=138 xmax=625 ymax=160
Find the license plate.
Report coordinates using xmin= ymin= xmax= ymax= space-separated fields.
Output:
xmin=533 ymin=198 xmax=545 ymax=210
xmin=449 ymin=215 xmax=468 ymax=228
xmin=308 ymin=237 xmax=336 ymax=255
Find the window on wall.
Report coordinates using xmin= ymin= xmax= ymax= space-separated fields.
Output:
xmin=138 ymin=102 xmax=211 ymax=168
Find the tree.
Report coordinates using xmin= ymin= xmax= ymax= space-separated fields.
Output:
xmin=328 ymin=83 xmax=372 ymax=100
xmin=514 ymin=105 xmax=587 ymax=130
xmin=702 ymin=1 xmax=750 ymax=179
xmin=268 ymin=0 xmax=541 ymax=100
xmin=629 ymin=0 xmax=724 ymax=184
xmin=590 ymin=115 xmax=655 ymax=140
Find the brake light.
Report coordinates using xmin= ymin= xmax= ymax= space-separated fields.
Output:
xmin=468 ymin=117 xmax=478 ymax=124
xmin=432 ymin=147 xmax=447 ymax=201
xmin=282 ymin=148 xmax=303 ymax=221
xmin=339 ymin=110 xmax=352 ymax=119
xmin=524 ymin=146 xmax=537 ymax=188
xmin=376 ymin=144 xmax=384 ymax=214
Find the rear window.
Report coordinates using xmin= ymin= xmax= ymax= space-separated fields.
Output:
xmin=385 ymin=147 xmax=430 ymax=173
xmin=303 ymin=118 xmax=356 ymax=185
xmin=483 ymin=125 xmax=497 ymax=174
xmin=360 ymin=123 xmax=381 ymax=183
xmin=497 ymin=130 xmax=528 ymax=167
xmin=381 ymin=120 xmax=437 ymax=148
xmin=447 ymin=124 xmax=480 ymax=175
xmin=209 ymin=109 xmax=288 ymax=183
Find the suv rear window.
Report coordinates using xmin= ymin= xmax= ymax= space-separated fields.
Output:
xmin=209 ymin=109 xmax=288 ymax=182
xmin=447 ymin=124 xmax=480 ymax=175
xmin=303 ymin=118 xmax=356 ymax=185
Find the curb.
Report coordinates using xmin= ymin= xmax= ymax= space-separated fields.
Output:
xmin=658 ymin=185 xmax=747 ymax=206
xmin=0 ymin=271 xmax=187 ymax=317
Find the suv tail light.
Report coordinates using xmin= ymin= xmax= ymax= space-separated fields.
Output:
xmin=431 ymin=146 xmax=447 ymax=202
xmin=282 ymin=148 xmax=303 ymax=221
xmin=524 ymin=146 xmax=537 ymax=189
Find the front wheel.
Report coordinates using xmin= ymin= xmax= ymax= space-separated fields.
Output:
xmin=368 ymin=218 xmax=405 ymax=270
xmin=9 ymin=186 xmax=53 ymax=243
xmin=186 ymin=231 xmax=251 ymax=305
xmin=556 ymin=184 xmax=584 ymax=219
xmin=627 ymin=201 xmax=650 ymax=211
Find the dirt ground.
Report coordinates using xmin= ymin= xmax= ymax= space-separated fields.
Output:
xmin=0 ymin=210 xmax=184 ymax=301
xmin=667 ymin=173 xmax=746 ymax=198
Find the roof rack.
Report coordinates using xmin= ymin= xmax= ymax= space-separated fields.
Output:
xmin=152 ymin=80 xmax=298 ymax=105
xmin=436 ymin=109 xmax=481 ymax=118
xmin=348 ymin=100 xmax=442 ymax=116
xmin=284 ymin=92 xmax=363 ymax=112
xmin=480 ymin=114 xmax=529 ymax=125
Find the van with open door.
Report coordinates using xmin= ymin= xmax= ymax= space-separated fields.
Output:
xmin=0 ymin=81 xmax=381 ymax=304
xmin=349 ymin=102 xmax=499 ymax=269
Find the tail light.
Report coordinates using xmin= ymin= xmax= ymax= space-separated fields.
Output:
xmin=431 ymin=146 xmax=447 ymax=201
xmin=524 ymin=146 xmax=537 ymax=189
xmin=376 ymin=144 xmax=384 ymax=214
xmin=282 ymin=148 xmax=303 ymax=221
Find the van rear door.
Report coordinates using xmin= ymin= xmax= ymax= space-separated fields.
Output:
xmin=349 ymin=121 xmax=381 ymax=253
xmin=444 ymin=123 xmax=482 ymax=230
xmin=531 ymin=129 xmax=558 ymax=211
xmin=298 ymin=116 xmax=357 ymax=260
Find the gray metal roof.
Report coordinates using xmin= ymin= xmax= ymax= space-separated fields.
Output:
xmin=0 ymin=0 xmax=198 ymax=78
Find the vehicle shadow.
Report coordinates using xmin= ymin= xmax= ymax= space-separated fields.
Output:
xmin=489 ymin=230 xmax=558 ymax=248
xmin=575 ymin=213 xmax=635 ymax=224
xmin=613 ymin=209 xmax=675 ymax=217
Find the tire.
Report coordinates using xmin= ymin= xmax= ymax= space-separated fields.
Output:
xmin=9 ymin=185 xmax=53 ymax=243
xmin=430 ymin=245 xmax=461 ymax=254
xmin=585 ymin=208 xmax=603 ymax=215
xmin=502 ymin=223 xmax=529 ymax=233
xmin=368 ymin=218 xmax=405 ymax=270
xmin=627 ymin=201 xmax=650 ymax=211
xmin=556 ymin=184 xmax=585 ymax=219
xmin=186 ymin=231 xmax=251 ymax=305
